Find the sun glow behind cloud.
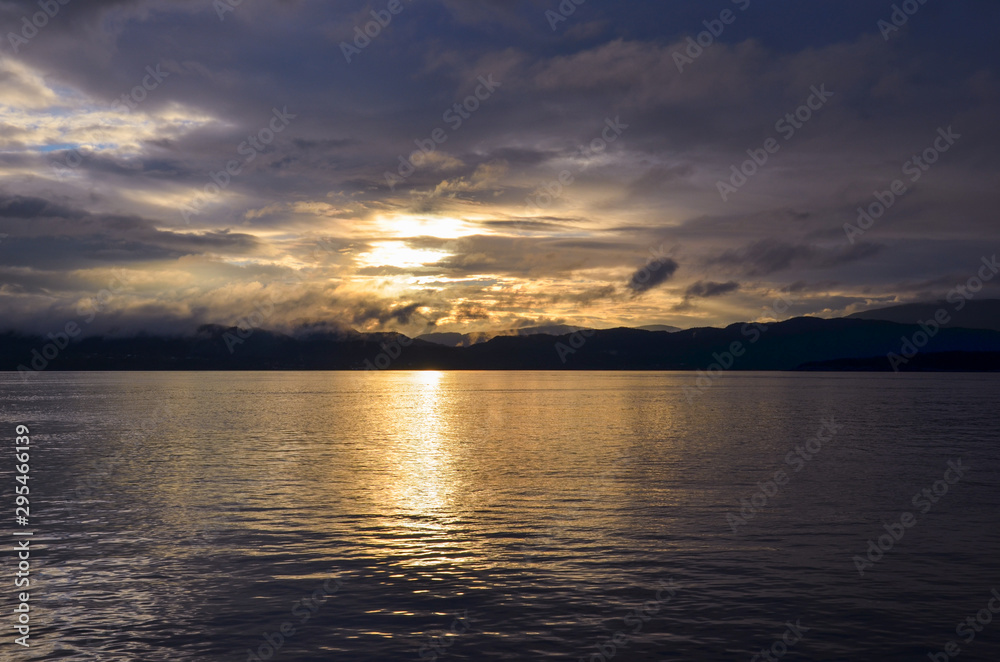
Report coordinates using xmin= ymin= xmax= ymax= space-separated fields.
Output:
xmin=378 ymin=214 xmax=481 ymax=240
xmin=357 ymin=241 xmax=450 ymax=270
xmin=351 ymin=213 xmax=486 ymax=273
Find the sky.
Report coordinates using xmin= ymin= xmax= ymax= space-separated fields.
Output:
xmin=0 ymin=0 xmax=998 ymax=337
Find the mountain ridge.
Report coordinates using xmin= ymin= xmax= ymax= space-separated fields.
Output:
xmin=4 ymin=306 xmax=1000 ymax=372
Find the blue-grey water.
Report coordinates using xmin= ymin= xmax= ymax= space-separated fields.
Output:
xmin=1 ymin=371 xmax=999 ymax=661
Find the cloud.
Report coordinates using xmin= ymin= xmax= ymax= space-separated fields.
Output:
xmin=626 ymin=257 xmax=679 ymax=295
xmin=0 ymin=58 xmax=59 ymax=110
xmin=350 ymin=301 xmax=430 ymax=328
xmin=432 ymin=160 xmax=507 ymax=197
xmin=684 ymin=280 xmax=740 ymax=299
xmin=0 ymin=194 xmax=259 ymax=269
xmin=708 ymin=239 xmax=885 ymax=276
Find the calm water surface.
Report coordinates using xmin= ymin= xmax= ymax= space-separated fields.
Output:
xmin=1 ymin=371 xmax=998 ymax=661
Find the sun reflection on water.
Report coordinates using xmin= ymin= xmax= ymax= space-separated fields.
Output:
xmin=383 ymin=371 xmax=453 ymax=515
xmin=365 ymin=371 xmax=483 ymax=570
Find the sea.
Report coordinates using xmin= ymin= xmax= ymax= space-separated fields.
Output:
xmin=1 ymin=371 xmax=998 ymax=661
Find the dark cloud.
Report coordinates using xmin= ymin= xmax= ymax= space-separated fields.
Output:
xmin=708 ymin=240 xmax=885 ymax=276
xmin=627 ymin=258 xmax=679 ymax=295
xmin=0 ymin=195 xmax=258 ymax=269
xmin=710 ymin=239 xmax=812 ymax=276
xmin=547 ymin=285 xmax=617 ymax=305
xmin=350 ymin=301 xmax=429 ymax=328
xmin=451 ymin=302 xmax=491 ymax=322
xmin=816 ymin=242 xmax=886 ymax=268
xmin=481 ymin=219 xmax=574 ymax=232
xmin=0 ymin=196 xmax=79 ymax=220
xmin=685 ymin=280 xmax=740 ymax=299
xmin=628 ymin=164 xmax=696 ymax=194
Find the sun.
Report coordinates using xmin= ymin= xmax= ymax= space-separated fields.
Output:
xmin=353 ymin=213 xmax=483 ymax=270
xmin=357 ymin=241 xmax=449 ymax=269
xmin=379 ymin=213 xmax=478 ymax=240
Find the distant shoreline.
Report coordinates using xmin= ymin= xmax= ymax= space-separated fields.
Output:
xmin=5 ymin=314 xmax=1000 ymax=374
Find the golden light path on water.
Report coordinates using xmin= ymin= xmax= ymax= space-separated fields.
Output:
xmin=381 ymin=371 xmax=453 ymax=516
xmin=365 ymin=371 xmax=479 ymax=573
